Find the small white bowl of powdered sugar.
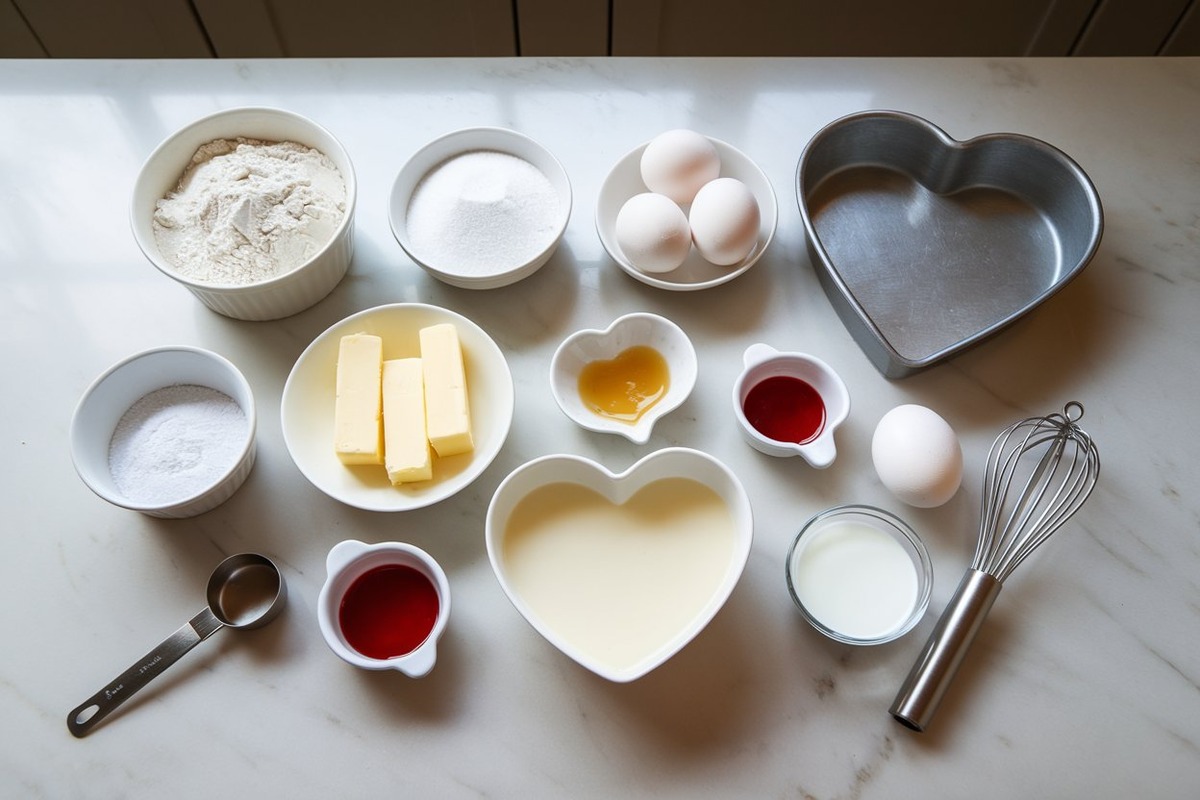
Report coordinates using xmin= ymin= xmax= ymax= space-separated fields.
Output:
xmin=388 ymin=127 xmax=572 ymax=289
xmin=131 ymin=107 xmax=356 ymax=321
xmin=70 ymin=346 xmax=257 ymax=518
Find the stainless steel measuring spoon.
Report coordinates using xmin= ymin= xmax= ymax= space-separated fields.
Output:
xmin=67 ymin=553 xmax=287 ymax=737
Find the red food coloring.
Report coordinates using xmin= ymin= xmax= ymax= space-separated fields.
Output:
xmin=743 ymin=375 xmax=826 ymax=444
xmin=339 ymin=564 xmax=439 ymax=659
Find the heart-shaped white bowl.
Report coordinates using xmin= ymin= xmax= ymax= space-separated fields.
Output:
xmin=550 ymin=313 xmax=697 ymax=444
xmin=486 ymin=448 xmax=753 ymax=682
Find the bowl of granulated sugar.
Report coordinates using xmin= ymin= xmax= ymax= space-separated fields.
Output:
xmin=70 ymin=346 xmax=257 ymax=519
xmin=131 ymin=107 xmax=356 ymax=321
xmin=388 ymin=127 xmax=572 ymax=289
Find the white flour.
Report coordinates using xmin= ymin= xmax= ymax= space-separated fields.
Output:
xmin=152 ymin=138 xmax=346 ymax=285
xmin=108 ymin=384 xmax=248 ymax=505
xmin=405 ymin=150 xmax=559 ymax=276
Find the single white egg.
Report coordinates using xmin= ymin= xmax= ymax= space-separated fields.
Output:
xmin=872 ymin=404 xmax=963 ymax=508
xmin=688 ymin=177 xmax=761 ymax=267
xmin=640 ymin=129 xmax=721 ymax=204
xmin=614 ymin=192 xmax=692 ymax=274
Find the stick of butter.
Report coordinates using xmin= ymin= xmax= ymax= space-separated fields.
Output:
xmin=334 ymin=333 xmax=384 ymax=465
xmin=419 ymin=323 xmax=474 ymax=457
xmin=382 ymin=358 xmax=432 ymax=484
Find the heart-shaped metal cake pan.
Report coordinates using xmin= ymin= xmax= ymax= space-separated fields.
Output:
xmin=797 ymin=110 xmax=1103 ymax=379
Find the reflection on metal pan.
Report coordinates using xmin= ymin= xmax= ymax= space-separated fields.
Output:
xmin=796 ymin=110 xmax=1103 ymax=379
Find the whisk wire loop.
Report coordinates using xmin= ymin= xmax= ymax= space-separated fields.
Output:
xmin=973 ymin=405 xmax=1099 ymax=582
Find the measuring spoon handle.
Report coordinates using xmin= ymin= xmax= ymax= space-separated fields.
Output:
xmin=67 ymin=607 xmax=225 ymax=737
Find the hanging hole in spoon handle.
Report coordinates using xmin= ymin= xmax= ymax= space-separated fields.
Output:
xmin=67 ymin=553 xmax=285 ymax=738
xmin=67 ymin=606 xmax=226 ymax=737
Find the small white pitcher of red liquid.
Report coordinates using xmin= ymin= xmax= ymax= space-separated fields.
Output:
xmin=317 ymin=540 xmax=450 ymax=677
xmin=732 ymin=343 xmax=850 ymax=468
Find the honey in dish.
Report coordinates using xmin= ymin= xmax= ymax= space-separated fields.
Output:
xmin=577 ymin=345 xmax=669 ymax=423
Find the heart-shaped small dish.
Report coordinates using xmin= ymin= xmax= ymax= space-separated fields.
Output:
xmin=797 ymin=110 xmax=1103 ymax=379
xmin=486 ymin=448 xmax=753 ymax=682
xmin=550 ymin=313 xmax=697 ymax=444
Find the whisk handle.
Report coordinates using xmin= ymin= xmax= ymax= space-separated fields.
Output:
xmin=890 ymin=569 xmax=1003 ymax=733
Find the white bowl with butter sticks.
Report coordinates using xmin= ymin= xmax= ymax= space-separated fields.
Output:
xmin=131 ymin=106 xmax=356 ymax=321
xmin=281 ymin=303 xmax=514 ymax=512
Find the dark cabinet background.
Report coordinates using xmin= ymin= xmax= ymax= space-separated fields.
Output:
xmin=2 ymin=0 xmax=1196 ymax=58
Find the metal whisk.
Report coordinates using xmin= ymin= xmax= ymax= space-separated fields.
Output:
xmin=890 ymin=401 xmax=1100 ymax=732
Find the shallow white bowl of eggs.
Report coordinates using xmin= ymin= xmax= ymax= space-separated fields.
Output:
xmin=595 ymin=135 xmax=778 ymax=291
xmin=486 ymin=447 xmax=753 ymax=682
xmin=281 ymin=303 xmax=514 ymax=512
xmin=550 ymin=313 xmax=697 ymax=445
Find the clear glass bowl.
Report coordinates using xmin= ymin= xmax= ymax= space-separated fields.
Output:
xmin=785 ymin=504 xmax=932 ymax=645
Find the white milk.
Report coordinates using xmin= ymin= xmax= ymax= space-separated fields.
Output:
xmin=501 ymin=478 xmax=737 ymax=673
xmin=789 ymin=520 xmax=918 ymax=640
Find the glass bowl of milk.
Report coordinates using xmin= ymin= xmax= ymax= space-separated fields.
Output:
xmin=786 ymin=505 xmax=932 ymax=645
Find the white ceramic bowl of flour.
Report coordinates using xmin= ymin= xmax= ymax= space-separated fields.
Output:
xmin=131 ymin=107 xmax=356 ymax=321
xmin=70 ymin=346 xmax=257 ymax=518
xmin=388 ymin=127 xmax=571 ymax=289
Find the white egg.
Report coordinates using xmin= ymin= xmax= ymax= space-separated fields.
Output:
xmin=872 ymin=404 xmax=963 ymax=508
xmin=614 ymin=192 xmax=692 ymax=274
xmin=640 ymin=129 xmax=721 ymax=204
xmin=688 ymin=177 xmax=760 ymax=267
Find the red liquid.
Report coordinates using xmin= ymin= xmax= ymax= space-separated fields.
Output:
xmin=339 ymin=565 xmax=439 ymax=659
xmin=743 ymin=375 xmax=826 ymax=444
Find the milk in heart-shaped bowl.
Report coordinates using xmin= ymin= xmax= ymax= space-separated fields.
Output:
xmin=486 ymin=448 xmax=753 ymax=682
xmin=797 ymin=110 xmax=1103 ymax=379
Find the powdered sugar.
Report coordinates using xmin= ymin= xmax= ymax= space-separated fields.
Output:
xmin=405 ymin=150 xmax=560 ymax=276
xmin=152 ymin=137 xmax=346 ymax=286
xmin=108 ymin=384 xmax=248 ymax=506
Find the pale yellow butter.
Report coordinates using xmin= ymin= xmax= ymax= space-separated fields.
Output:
xmin=382 ymin=358 xmax=432 ymax=484
xmin=333 ymin=333 xmax=384 ymax=465
xmin=419 ymin=323 xmax=474 ymax=457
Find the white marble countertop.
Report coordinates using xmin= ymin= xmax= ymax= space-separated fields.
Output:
xmin=2 ymin=57 xmax=1198 ymax=798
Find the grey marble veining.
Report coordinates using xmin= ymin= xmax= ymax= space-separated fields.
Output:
xmin=1 ymin=57 xmax=1198 ymax=798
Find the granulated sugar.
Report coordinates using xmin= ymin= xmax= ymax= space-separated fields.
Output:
xmin=405 ymin=150 xmax=560 ymax=276
xmin=108 ymin=384 xmax=248 ymax=506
